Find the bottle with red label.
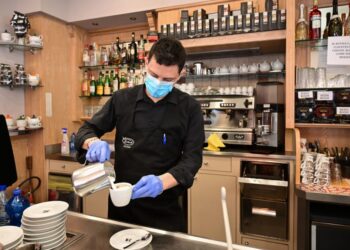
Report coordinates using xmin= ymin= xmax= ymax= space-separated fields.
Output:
xmin=309 ymin=0 xmax=322 ymax=40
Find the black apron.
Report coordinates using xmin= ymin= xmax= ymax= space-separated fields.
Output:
xmin=108 ymin=93 xmax=186 ymax=232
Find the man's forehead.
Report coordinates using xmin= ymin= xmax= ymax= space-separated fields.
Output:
xmin=148 ymin=58 xmax=179 ymax=78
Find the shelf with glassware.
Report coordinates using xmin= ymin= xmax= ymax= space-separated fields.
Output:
xmin=0 ymin=84 xmax=43 ymax=90
xmin=0 ymin=40 xmax=43 ymax=53
xmin=185 ymin=70 xmax=285 ymax=80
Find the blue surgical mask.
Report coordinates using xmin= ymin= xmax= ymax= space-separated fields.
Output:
xmin=144 ymin=73 xmax=174 ymax=98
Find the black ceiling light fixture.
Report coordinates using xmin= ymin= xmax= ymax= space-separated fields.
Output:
xmin=91 ymin=22 xmax=99 ymax=26
xmin=129 ymin=17 xmax=137 ymax=21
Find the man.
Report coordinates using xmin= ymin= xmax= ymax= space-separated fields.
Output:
xmin=75 ymin=37 xmax=204 ymax=232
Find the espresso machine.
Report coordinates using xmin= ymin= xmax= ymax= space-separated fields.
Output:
xmin=196 ymin=95 xmax=256 ymax=145
xmin=254 ymin=82 xmax=285 ymax=152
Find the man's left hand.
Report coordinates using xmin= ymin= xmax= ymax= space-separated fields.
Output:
xmin=131 ymin=175 xmax=163 ymax=199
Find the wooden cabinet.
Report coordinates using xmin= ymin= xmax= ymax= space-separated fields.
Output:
xmin=241 ymin=237 xmax=288 ymax=250
xmin=189 ymin=172 xmax=236 ymax=242
xmin=48 ymin=160 xmax=81 ymax=174
xmin=188 ymin=155 xmax=237 ymax=242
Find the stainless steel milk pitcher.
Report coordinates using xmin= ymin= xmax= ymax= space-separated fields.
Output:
xmin=71 ymin=161 xmax=115 ymax=197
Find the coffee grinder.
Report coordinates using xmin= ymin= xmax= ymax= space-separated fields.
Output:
xmin=254 ymin=82 xmax=285 ymax=153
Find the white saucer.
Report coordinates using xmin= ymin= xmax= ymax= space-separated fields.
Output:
xmin=21 ymin=215 xmax=66 ymax=229
xmin=22 ymin=212 xmax=66 ymax=225
xmin=41 ymin=235 xmax=66 ymax=250
xmin=21 ymin=220 xmax=66 ymax=233
xmin=24 ymin=228 xmax=65 ymax=245
xmin=110 ymin=229 xmax=152 ymax=250
xmin=0 ymin=226 xmax=23 ymax=248
xmin=22 ymin=223 xmax=65 ymax=237
xmin=23 ymin=201 xmax=68 ymax=219
xmin=4 ymin=236 xmax=23 ymax=250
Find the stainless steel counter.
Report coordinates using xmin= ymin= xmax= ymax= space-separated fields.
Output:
xmin=65 ymin=212 xmax=257 ymax=250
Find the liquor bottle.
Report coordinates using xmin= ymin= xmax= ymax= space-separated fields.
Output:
xmin=341 ymin=13 xmax=346 ymax=35
xmin=121 ymin=44 xmax=128 ymax=65
xmin=111 ymin=70 xmax=119 ymax=92
xmin=328 ymin=0 xmax=343 ymax=37
xmin=96 ymin=72 xmax=104 ymax=96
xmin=296 ymin=4 xmax=308 ymax=41
xmin=129 ymin=32 xmax=138 ymax=66
xmin=119 ymin=72 xmax=128 ymax=89
xmin=81 ymin=70 xmax=90 ymax=96
xmin=323 ymin=12 xmax=331 ymax=39
xmin=114 ymin=37 xmax=122 ymax=65
xmin=265 ymin=0 xmax=273 ymax=12
xmin=345 ymin=8 xmax=350 ymax=36
xmin=104 ymin=71 xmax=111 ymax=96
xmin=137 ymin=34 xmax=145 ymax=64
xmin=90 ymin=76 xmax=96 ymax=96
xmin=309 ymin=0 xmax=321 ymax=40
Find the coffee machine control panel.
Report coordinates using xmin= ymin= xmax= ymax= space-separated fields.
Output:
xmin=196 ymin=96 xmax=255 ymax=110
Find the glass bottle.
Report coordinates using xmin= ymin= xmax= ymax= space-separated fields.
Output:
xmin=113 ymin=37 xmax=122 ymax=65
xmin=100 ymin=47 xmax=109 ymax=66
xmin=82 ymin=45 xmax=90 ymax=66
xmin=81 ymin=70 xmax=90 ymax=96
xmin=137 ymin=34 xmax=145 ymax=64
xmin=90 ymin=43 xmax=100 ymax=66
xmin=111 ymin=69 xmax=119 ymax=92
xmin=328 ymin=0 xmax=343 ymax=37
xmin=5 ymin=188 xmax=30 ymax=226
xmin=345 ymin=9 xmax=350 ymax=36
xmin=90 ymin=75 xmax=96 ymax=96
xmin=323 ymin=12 xmax=331 ymax=39
xmin=296 ymin=4 xmax=308 ymax=41
xmin=309 ymin=0 xmax=321 ymax=40
xmin=119 ymin=72 xmax=128 ymax=89
xmin=96 ymin=72 xmax=104 ymax=96
xmin=130 ymin=32 xmax=138 ymax=66
xmin=121 ymin=44 xmax=128 ymax=65
xmin=104 ymin=71 xmax=111 ymax=96
xmin=341 ymin=13 xmax=346 ymax=35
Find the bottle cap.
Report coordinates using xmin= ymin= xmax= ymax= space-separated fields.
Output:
xmin=13 ymin=188 xmax=21 ymax=196
xmin=0 ymin=185 xmax=7 ymax=191
xmin=62 ymin=128 xmax=68 ymax=133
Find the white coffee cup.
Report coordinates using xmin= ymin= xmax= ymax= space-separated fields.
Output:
xmin=109 ymin=182 xmax=133 ymax=207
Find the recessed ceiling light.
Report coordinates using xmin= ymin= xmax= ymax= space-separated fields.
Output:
xmin=91 ymin=22 xmax=99 ymax=26
xmin=129 ymin=17 xmax=137 ymax=21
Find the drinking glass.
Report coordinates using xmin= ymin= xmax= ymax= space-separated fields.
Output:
xmin=316 ymin=68 xmax=327 ymax=88
xmin=307 ymin=67 xmax=316 ymax=89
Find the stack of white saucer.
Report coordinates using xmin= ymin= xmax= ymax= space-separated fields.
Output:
xmin=0 ymin=226 xmax=23 ymax=250
xmin=21 ymin=201 xmax=69 ymax=250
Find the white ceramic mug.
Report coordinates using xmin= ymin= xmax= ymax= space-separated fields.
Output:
xmin=1 ymin=32 xmax=15 ymax=42
xmin=109 ymin=182 xmax=133 ymax=207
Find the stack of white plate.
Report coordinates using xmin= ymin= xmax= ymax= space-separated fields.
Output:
xmin=21 ymin=201 xmax=69 ymax=250
xmin=0 ymin=226 xmax=23 ymax=250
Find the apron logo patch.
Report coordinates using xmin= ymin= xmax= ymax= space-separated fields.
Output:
xmin=122 ymin=137 xmax=134 ymax=149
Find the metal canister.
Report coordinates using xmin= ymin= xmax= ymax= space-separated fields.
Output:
xmin=71 ymin=161 xmax=115 ymax=197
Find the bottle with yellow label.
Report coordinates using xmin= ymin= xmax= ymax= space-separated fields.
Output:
xmin=104 ymin=71 xmax=111 ymax=96
xmin=96 ymin=72 xmax=104 ymax=96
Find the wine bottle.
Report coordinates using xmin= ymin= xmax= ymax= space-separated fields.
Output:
xmin=129 ymin=32 xmax=138 ymax=66
xmin=323 ymin=12 xmax=331 ymax=39
xmin=345 ymin=6 xmax=350 ymax=36
xmin=309 ymin=0 xmax=321 ymax=40
xmin=296 ymin=4 xmax=308 ymax=41
xmin=328 ymin=0 xmax=343 ymax=37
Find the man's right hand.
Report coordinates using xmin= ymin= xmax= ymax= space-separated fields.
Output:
xmin=86 ymin=140 xmax=110 ymax=163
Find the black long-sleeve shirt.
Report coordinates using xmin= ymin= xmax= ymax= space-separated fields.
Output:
xmin=75 ymin=84 xmax=204 ymax=188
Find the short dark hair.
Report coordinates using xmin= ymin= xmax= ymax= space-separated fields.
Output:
xmin=148 ymin=37 xmax=186 ymax=73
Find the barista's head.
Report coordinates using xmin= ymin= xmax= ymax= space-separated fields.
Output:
xmin=146 ymin=38 xmax=186 ymax=82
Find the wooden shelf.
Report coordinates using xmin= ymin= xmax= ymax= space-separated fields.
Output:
xmin=295 ymin=123 xmax=350 ymax=129
xmin=0 ymin=41 xmax=43 ymax=53
xmin=146 ymin=30 xmax=286 ymax=54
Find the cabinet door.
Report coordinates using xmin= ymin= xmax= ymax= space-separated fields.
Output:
xmin=241 ymin=237 xmax=288 ymax=250
xmin=83 ymin=188 xmax=109 ymax=219
xmin=189 ymin=173 xmax=236 ymax=242
xmin=49 ymin=160 xmax=81 ymax=174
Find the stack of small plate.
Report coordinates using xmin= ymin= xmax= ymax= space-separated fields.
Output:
xmin=0 ymin=226 xmax=23 ymax=250
xmin=21 ymin=201 xmax=69 ymax=250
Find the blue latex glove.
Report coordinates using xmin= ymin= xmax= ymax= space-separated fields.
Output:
xmin=131 ymin=175 xmax=163 ymax=199
xmin=86 ymin=140 xmax=110 ymax=163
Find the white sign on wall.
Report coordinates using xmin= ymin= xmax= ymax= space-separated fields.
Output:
xmin=327 ymin=36 xmax=350 ymax=65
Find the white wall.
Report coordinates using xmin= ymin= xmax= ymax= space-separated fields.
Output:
xmin=0 ymin=0 xmax=27 ymax=119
